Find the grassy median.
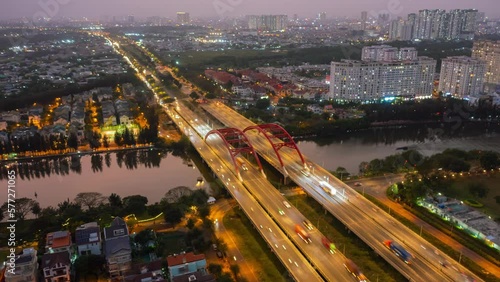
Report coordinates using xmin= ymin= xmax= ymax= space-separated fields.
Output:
xmin=223 ymin=208 xmax=290 ymax=282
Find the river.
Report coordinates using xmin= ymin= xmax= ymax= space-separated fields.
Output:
xmin=0 ymin=149 xmax=208 ymax=209
xmin=297 ymin=123 xmax=500 ymax=175
xmin=1 ymin=124 xmax=499 ymax=208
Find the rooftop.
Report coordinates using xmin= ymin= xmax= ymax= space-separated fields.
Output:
xmin=167 ymin=253 xmax=206 ymax=267
xmin=46 ymin=230 xmax=71 ymax=249
xmin=41 ymin=251 xmax=70 ymax=269
xmin=75 ymin=222 xmax=101 ymax=245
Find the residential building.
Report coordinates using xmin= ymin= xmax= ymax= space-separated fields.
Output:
xmin=172 ymin=271 xmax=216 ymax=282
xmin=45 ymin=231 xmax=72 ymax=256
xmin=247 ymin=15 xmax=288 ymax=31
xmin=361 ymin=11 xmax=368 ymax=30
xmin=104 ymin=217 xmax=132 ymax=278
xmin=124 ymin=260 xmax=165 ymax=282
xmin=176 ymin=12 xmax=190 ymax=25
xmin=75 ymin=222 xmax=102 ymax=256
xmin=167 ymin=252 xmax=208 ymax=280
xmin=4 ymin=248 xmax=38 ymax=282
xmin=405 ymin=9 xmax=478 ymax=41
xmin=472 ymin=40 xmax=500 ymax=90
xmin=438 ymin=56 xmax=486 ymax=98
xmin=330 ymin=46 xmax=436 ymax=101
xmin=0 ymin=111 xmax=21 ymax=123
xmin=41 ymin=251 xmax=71 ymax=282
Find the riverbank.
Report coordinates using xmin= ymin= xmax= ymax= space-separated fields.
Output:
xmin=0 ymin=144 xmax=156 ymax=164
xmin=292 ymin=120 xmax=500 ymax=141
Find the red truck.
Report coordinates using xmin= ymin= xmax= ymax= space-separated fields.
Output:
xmin=294 ymin=224 xmax=312 ymax=243
xmin=321 ymin=237 xmax=336 ymax=254
xmin=344 ymin=259 xmax=368 ymax=282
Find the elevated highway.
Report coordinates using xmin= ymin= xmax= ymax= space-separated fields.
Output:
xmin=201 ymin=102 xmax=484 ymax=282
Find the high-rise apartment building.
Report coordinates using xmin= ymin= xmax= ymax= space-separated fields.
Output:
xmin=361 ymin=11 xmax=368 ymax=30
xmin=247 ymin=15 xmax=288 ymax=31
xmin=176 ymin=12 xmax=190 ymax=25
xmin=389 ymin=19 xmax=414 ymax=41
xmin=329 ymin=46 xmax=436 ymax=101
xmin=472 ymin=40 xmax=500 ymax=87
xmin=318 ymin=12 xmax=326 ymax=22
xmin=439 ymin=56 xmax=486 ymax=98
xmin=395 ymin=9 xmax=479 ymax=41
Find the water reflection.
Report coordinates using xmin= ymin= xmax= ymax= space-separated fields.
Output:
xmin=0 ymin=148 xmax=206 ymax=208
xmin=298 ymin=124 xmax=500 ymax=174
xmin=0 ymin=149 xmax=171 ymax=181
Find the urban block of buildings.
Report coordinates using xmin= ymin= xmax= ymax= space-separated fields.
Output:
xmin=472 ymin=40 xmax=500 ymax=92
xmin=389 ymin=9 xmax=478 ymax=41
xmin=247 ymin=15 xmax=288 ymax=31
xmin=329 ymin=45 xmax=436 ymax=101
xmin=438 ymin=56 xmax=486 ymax=99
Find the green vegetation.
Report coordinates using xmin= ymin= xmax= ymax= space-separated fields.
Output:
xmin=223 ymin=208 xmax=289 ymax=282
xmin=444 ymin=174 xmax=500 ymax=218
xmin=380 ymin=149 xmax=500 ymax=205
xmin=288 ymin=195 xmax=405 ymax=282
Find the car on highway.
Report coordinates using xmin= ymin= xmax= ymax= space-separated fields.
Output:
xmin=354 ymin=182 xmax=362 ymax=186
xmin=278 ymin=209 xmax=285 ymax=215
xmin=283 ymin=201 xmax=291 ymax=208
xmin=295 ymin=224 xmax=312 ymax=243
xmin=303 ymin=220 xmax=313 ymax=230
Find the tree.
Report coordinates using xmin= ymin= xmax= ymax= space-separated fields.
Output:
xmin=1 ymin=197 xmax=38 ymax=220
xmin=102 ymin=135 xmax=110 ymax=148
xmin=230 ymin=264 xmax=240 ymax=279
xmin=31 ymin=202 xmax=41 ymax=218
xmin=479 ymin=151 xmax=499 ymax=170
xmin=255 ymin=97 xmax=270 ymax=110
xmin=89 ymin=131 xmax=101 ymax=150
xmin=108 ymin=193 xmax=123 ymax=208
xmin=163 ymin=203 xmax=183 ymax=224
xmin=189 ymin=91 xmax=200 ymax=101
xmin=207 ymin=263 xmax=223 ymax=277
xmin=334 ymin=166 xmax=350 ymax=180
xmin=122 ymin=195 xmax=148 ymax=214
xmin=114 ymin=132 xmax=123 ymax=146
xmin=67 ymin=132 xmax=78 ymax=151
xmin=74 ymin=192 xmax=106 ymax=210
xmin=186 ymin=218 xmax=195 ymax=230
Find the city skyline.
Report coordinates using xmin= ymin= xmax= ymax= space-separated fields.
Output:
xmin=1 ymin=0 xmax=499 ymax=21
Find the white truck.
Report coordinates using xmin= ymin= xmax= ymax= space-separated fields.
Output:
xmin=319 ymin=181 xmax=336 ymax=195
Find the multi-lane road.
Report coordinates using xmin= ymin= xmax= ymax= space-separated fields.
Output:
xmin=107 ymin=37 xmax=325 ymax=281
xmin=165 ymin=102 xmax=325 ymax=282
xmin=174 ymin=101 xmax=361 ymax=281
xmin=107 ymin=33 xmax=486 ymax=281
xmin=201 ymin=102 xmax=484 ymax=282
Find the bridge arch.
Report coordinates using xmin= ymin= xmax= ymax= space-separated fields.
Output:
xmin=205 ymin=128 xmax=264 ymax=176
xmin=243 ymin=123 xmax=306 ymax=168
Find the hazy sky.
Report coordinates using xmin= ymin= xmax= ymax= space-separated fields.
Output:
xmin=1 ymin=0 xmax=499 ymax=20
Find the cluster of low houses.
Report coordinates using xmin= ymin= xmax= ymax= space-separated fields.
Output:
xmin=0 ymin=84 xmax=138 ymax=146
xmin=0 ymin=34 xmax=128 ymax=97
xmin=205 ymin=67 xmax=330 ymax=103
xmin=4 ymin=217 xmax=216 ymax=282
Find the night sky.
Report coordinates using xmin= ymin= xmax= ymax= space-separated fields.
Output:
xmin=1 ymin=0 xmax=498 ymax=20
